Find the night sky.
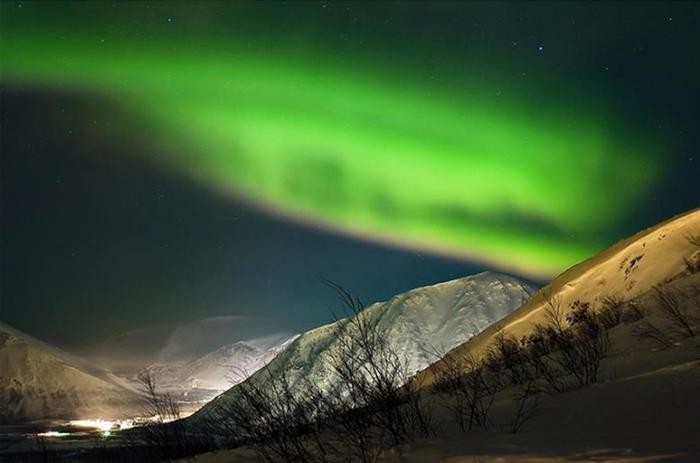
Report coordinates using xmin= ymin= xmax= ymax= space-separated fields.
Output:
xmin=1 ymin=2 xmax=698 ymax=350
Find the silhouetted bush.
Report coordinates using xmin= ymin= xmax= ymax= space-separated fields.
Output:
xmin=212 ymin=367 xmax=329 ymax=463
xmin=632 ymin=320 xmax=674 ymax=349
xmin=136 ymin=372 xmax=214 ymax=462
xmin=684 ymin=234 xmax=700 ymax=274
xmin=597 ymin=295 xmax=625 ymax=329
xmin=324 ymin=280 xmax=436 ymax=450
xmin=211 ymin=281 xmax=436 ymax=462
xmin=486 ymin=331 xmax=530 ymax=387
xmin=621 ymin=300 xmax=646 ymax=324
xmin=432 ymin=353 xmax=495 ymax=431
xmin=520 ymin=325 xmax=568 ymax=393
xmin=546 ymin=299 xmax=610 ymax=386
xmin=633 ymin=286 xmax=698 ymax=349
xmin=654 ymin=286 xmax=696 ymax=339
xmin=508 ymin=381 xmax=540 ymax=434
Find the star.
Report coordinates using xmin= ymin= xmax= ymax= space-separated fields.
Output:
xmin=537 ymin=45 xmax=544 ymax=52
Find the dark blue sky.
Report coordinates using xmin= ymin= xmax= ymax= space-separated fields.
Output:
xmin=1 ymin=88 xmax=495 ymax=347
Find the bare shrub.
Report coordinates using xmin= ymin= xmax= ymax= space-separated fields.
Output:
xmin=520 ymin=325 xmax=568 ymax=393
xmin=486 ymin=330 xmax=529 ymax=387
xmin=212 ymin=281 xmax=437 ymax=462
xmin=136 ymin=372 xmax=207 ymax=461
xmin=566 ymin=300 xmax=592 ymax=325
xmin=688 ymin=234 xmax=700 ymax=247
xmin=430 ymin=353 xmax=469 ymax=430
xmin=598 ymin=295 xmax=625 ymax=329
xmin=654 ymin=286 xmax=696 ymax=339
xmin=320 ymin=381 xmax=383 ymax=463
xmin=621 ymin=301 xmax=645 ymax=324
xmin=323 ymin=280 xmax=434 ymax=448
xmin=537 ymin=298 xmax=610 ymax=387
xmin=212 ymin=367 xmax=328 ymax=463
xmin=508 ymin=381 xmax=540 ymax=434
xmin=432 ymin=353 xmax=495 ymax=431
xmin=401 ymin=376 xmax=437 ymax=439
xmin=633 ymin=286 xmax=698 ymax=349
xmin=684 ymin=234 xmax=700 ymax=273
xmin=632 ymin=320 xmax=674 ymax=349
xmin=480 ymin=296 xmax=613 ymax=398
xmin=138 ymin=371 xmax=181 ymax=422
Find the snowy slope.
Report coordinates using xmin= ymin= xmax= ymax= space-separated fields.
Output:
xmin=139 ymin=334 xmax=298 ymax=393
xmin=195 ymin=272 xmax=534 ymax=419
xmin=418 ymin=207 xmax=700 ymax=386
xmin=179 ymin=211 xmax=700 ymax=462
xmin=0 ymin=322 xmax=142 ymax=423
xmin=182 ymin=274 xmax=700 ymax=463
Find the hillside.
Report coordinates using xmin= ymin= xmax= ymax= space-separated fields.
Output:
xmin=0 ymin=322 xmax=143 ymax=423
xmin=138 ymin=334 xmax=298 ymax=393
xmin=417 ymin=208 xmax=700 ymax=386
xmin=179 ymin=209 xmax=700 ymax=463
xmin=194 ymin=271 xmax=535 ymax=420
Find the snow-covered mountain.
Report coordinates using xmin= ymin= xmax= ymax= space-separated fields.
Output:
xmin=418 ymin=208 xmax=700 ymax=388
xmin=0 ymin=322 xmax=142 ymax=423
xmin=138 ymin=334 xmax=298 ymax=393
xmin=87 ymin=316 xmax=285 ymax=373
xmin=195 ymin=271 xmax=534 ymax=419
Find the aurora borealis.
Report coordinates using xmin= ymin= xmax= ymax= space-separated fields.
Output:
xmin=1 ymin=2 xmax=699 ymax=346
xmin=0 ymin=1 xmax=664 ymax=276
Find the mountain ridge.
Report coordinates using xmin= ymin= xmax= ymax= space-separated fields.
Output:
xmin=0 ymin=322 xmax=143 ymax=423
xmin=194 ymin=271 xmax=535 ymax=420
xmin=415 ymin=207 xmax=700 ymax=387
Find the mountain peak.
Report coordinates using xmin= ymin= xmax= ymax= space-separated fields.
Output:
xmin=194 ymin=271 xmax=535 ymax=421
xmin=0 ymin=323 xmax=142 ymax=423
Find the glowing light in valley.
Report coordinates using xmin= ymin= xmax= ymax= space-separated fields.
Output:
xmin=0 ymin=4 xmax=662 ymax=277
xmin=34 ymin=414 xmax=195 ymax=440
xmin=36 ymin=431 xmax=70 ymax=438
xmin=69 ymin=419 xmax=124 ymax=432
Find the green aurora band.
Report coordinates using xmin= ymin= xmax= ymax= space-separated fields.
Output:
xmin=0 ymin=8 xmax=661 ymax=277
